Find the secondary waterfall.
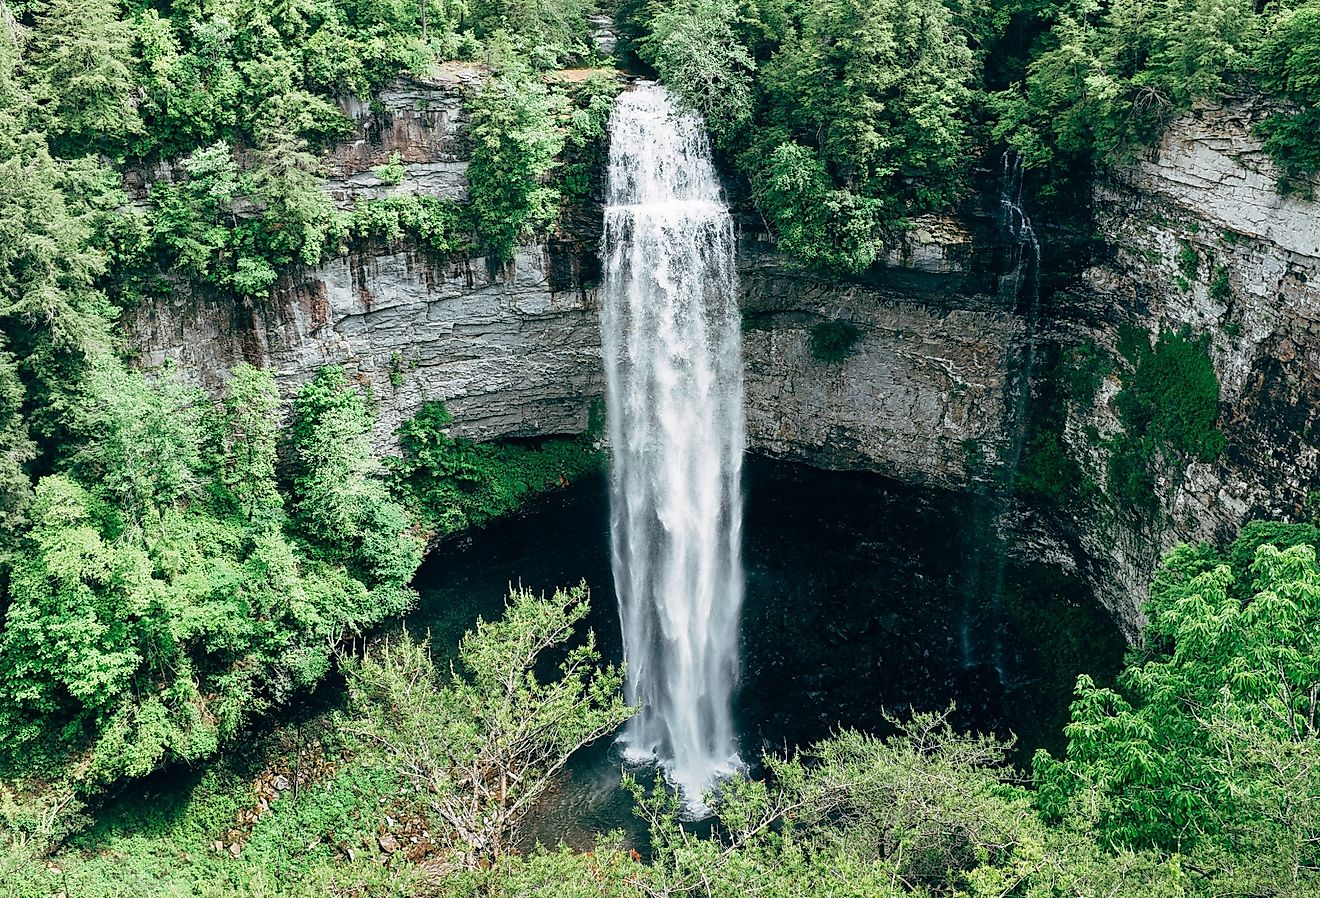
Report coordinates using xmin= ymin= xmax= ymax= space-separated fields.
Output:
xmin=601 ymin=83 xmax=745 ymax=808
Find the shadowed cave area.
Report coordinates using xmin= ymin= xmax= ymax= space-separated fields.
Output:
xmin=408 ymin=457 xmax=1125 ymax=848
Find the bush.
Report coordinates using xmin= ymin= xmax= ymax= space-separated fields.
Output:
xmin=465 ymin=56 xmax=565 ymax=262
xmin=391 ymin=400 xmax=602 ymax=538
xmin=635 ymin=0 xmax=755 ymax=149
xmin=1106 ymin=328 xmax=1225 ymax=513
xmin=0 ymin=362 xmax=421 ymax=791
xmin=809 ymin=319 xmax=862 ymax=363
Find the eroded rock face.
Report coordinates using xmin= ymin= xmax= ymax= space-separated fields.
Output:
xmin=325 ymin=68 xmax=484 ymax=207
xmin=1030 ymin=100 xmax=1320 ymax=633
xmin=130 ymin=246 xmax=604 ymax=446
xmin=128 ymin=71 xmax=604 ymax=447
xmin=739 ymin=230 xmax=1023 ymax=490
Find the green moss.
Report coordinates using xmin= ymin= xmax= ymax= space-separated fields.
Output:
xmin=341 ymin=194 xmax=467 ymax=256
xmin=810 ymin=319 xmax=862 ymax=363
xmin=391 ymin=401 xmax=602 ymax=538
xmin=1060 ymin=339 xmax=1110 ymax=407
xmin=374 ymin=151 xmax=405 ymax=186
xmin=1210 ymin=265 xmax=1232 ymax=303
xmin=1177 ymin=240 xmax=1199 ymax=280
xmin=1106 ymin=328 xmax=1225 ymax=514
xmin=1017 ymin=429 xmax=1089 ymax=503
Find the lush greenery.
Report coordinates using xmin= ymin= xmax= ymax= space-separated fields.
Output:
xmin=0 ymin=362 xmax=421 ymax=793
xmin=991 ymin=0 xmax=1320 ymax=195
xmin=392 ymin=400 xmax=602 ymax=537
xmin=627 ymin=0 xmax=980 ymax=275
xmin=2 ymin=0 xmax=1317 ymax=893
xmin=5 ymin=521 xmax=1318 ymax=895
xmin=809 ymin=318 xmax=862 ymax=364
xmin=1106 ymin=327 xmax=1225 ymax=514
xmin=621 ymin=0 xmax=1320 ymax=273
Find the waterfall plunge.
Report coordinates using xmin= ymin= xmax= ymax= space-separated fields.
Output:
xmin=601 ymin=83 xmax=745 ymax=809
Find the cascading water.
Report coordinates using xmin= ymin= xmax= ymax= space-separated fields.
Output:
xmin=960 ymin=152 xmax=1043 ymax=676
xmin=601 ymin=83 xmax=745 ymax=810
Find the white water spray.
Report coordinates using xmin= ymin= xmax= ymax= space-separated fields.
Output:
xmin=601 ymin=83 xmax=745 ymax=809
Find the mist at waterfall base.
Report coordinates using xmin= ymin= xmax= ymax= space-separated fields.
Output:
xmin=600 ymin=83 xmax=745 ymax=809
xmin=409 ymin=461 xmax=1125 ymax=849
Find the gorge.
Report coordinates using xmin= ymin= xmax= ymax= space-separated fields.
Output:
xmin=125 ymin=76 xmax=1320 ymax=639
xmin=5 ymin=0 xmax=1320 ymax=892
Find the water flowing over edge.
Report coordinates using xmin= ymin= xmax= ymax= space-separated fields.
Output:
xmin=600 ymin=83 xmax=746 ymax=814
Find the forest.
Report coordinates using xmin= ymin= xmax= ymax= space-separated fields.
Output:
xmin=0 ymin=0 xmax=1318 ymax=894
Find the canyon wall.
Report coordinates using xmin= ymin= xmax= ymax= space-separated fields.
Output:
xmin=126 ymin=79 xmax=1320 ymax=635
xmin=1027 ymin=100 xmax=1320 ymax=630
xmin=129 ymin=70 xmax=605 ymax=446
xmin=130 ymin=74 xmax=1026 ymax=493
xmin=739 ymin=223 xmax=1025 ymax=491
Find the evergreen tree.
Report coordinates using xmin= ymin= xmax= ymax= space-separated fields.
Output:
xmin=24 ymin=0 xmax=141 ymax=155
xmin=0 ymin=342 xmax=34 ymax=547
xmin=290 ymin=367 xmax=423 ymax=587
xmin=221 ymin=364 xmax=281 ymax=525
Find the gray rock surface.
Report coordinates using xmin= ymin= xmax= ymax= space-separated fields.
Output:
xmin=740 ymin=236 xmax=1021 ymax=490
xmin=1033 ymin=100 xmax=1320 ymax=633
xmin=130 ymin=246 xmax=603 ymax=447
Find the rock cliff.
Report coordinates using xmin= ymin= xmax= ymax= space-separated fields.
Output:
xmin=1027 ymin=99 xmax=1320 ymax=631
xmin=128 ymin=70 xmax=605 ymax=447
xmin=125 ymin=80 xmax=1320 ymax=637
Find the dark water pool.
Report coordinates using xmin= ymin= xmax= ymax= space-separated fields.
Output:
xmin=408 ymin=457 xmax=1125 ymax=849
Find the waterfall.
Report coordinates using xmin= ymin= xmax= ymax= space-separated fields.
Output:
xmin=601 ymin=83 xmax=745 ymax=810
xmin=961 ymin=152 xmax=1043 ymax=674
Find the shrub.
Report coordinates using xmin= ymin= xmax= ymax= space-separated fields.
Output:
xmin=1106 ymin=328 xmax=1225 ymax=513
xmin=809 ymin=319 xmax=862 ymax=363
xmin=391 ymin=401 xmax=601 ymax=538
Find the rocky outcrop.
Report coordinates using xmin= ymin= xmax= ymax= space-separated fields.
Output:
xmin=324 ymin=65 xmax=486 ymax=207
xmin=1027 ymin=99 xmax=1320 ymax=632
xmin=128 ymin=69 xmax=605 ymax=448
xmin=739 ymin=226 xmax=1024 ymax=491
xmin=128 ymin=74 xmax=1024 ymax=477
xmin=131 ymin=246 xmax=603 ymax=446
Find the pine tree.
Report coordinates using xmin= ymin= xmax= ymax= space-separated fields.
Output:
xmin=24 ymin=0 xmax=141 ymax=156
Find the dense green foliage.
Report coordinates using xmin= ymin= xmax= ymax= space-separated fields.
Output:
xmin=990 ymin=0 xmax=1320 ymax=193
xmin=1107 ymin=328 xmax=1224 ymax=514
xmin=0 ymin=363 xmax=420 ymax=791
xmin=2 ymin=0 xmax=1318 ymax=893
xmin=6 ymin=523 xmax=1317 ymax=895
xmin=0 ymin=0 xmax=619 ymax=803
xmin=392 ymin=400 xmax=602 ymax=537
xmin=1034 ymin=526 xmax=1320 ymax=894
xmin=809 ymin=318 xmax=863 ymax=363
xmin=629 ymin=0 xmax=980 ymax=275
xmin=344 ymin=584 xmax=632 ymax=863
xmin=466 ymin=54 xmax=568 ymax=261
xmin=625 ymin=0 xmax=1320 ymax=272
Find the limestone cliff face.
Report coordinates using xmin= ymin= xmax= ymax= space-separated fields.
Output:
xmin=739 ymin=225 xmax=1024 ymax=491
xmin=131 ymin=247 xmax=604 ymax=445
xmin=1027 ymin=100 xmax=1320 ymax=631
xmin=128 ymin=73 xmax=1024 ymax=480
xmin=128 ymin=71 xmax=604 ymax=447
xmin=124 ymin=79 xmax=1320 ymax=636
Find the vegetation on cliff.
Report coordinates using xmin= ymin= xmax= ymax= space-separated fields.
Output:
xmin=0 ymin=0 xmax=1316 ymax=893
xmin=4 ymin=520 xmax=1317 ymax=896
xmin=630 ymin=0 xmax=1320 ymax=270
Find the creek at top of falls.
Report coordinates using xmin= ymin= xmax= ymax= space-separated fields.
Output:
xmin=600 ymin=82 xmax=746 ymax=811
